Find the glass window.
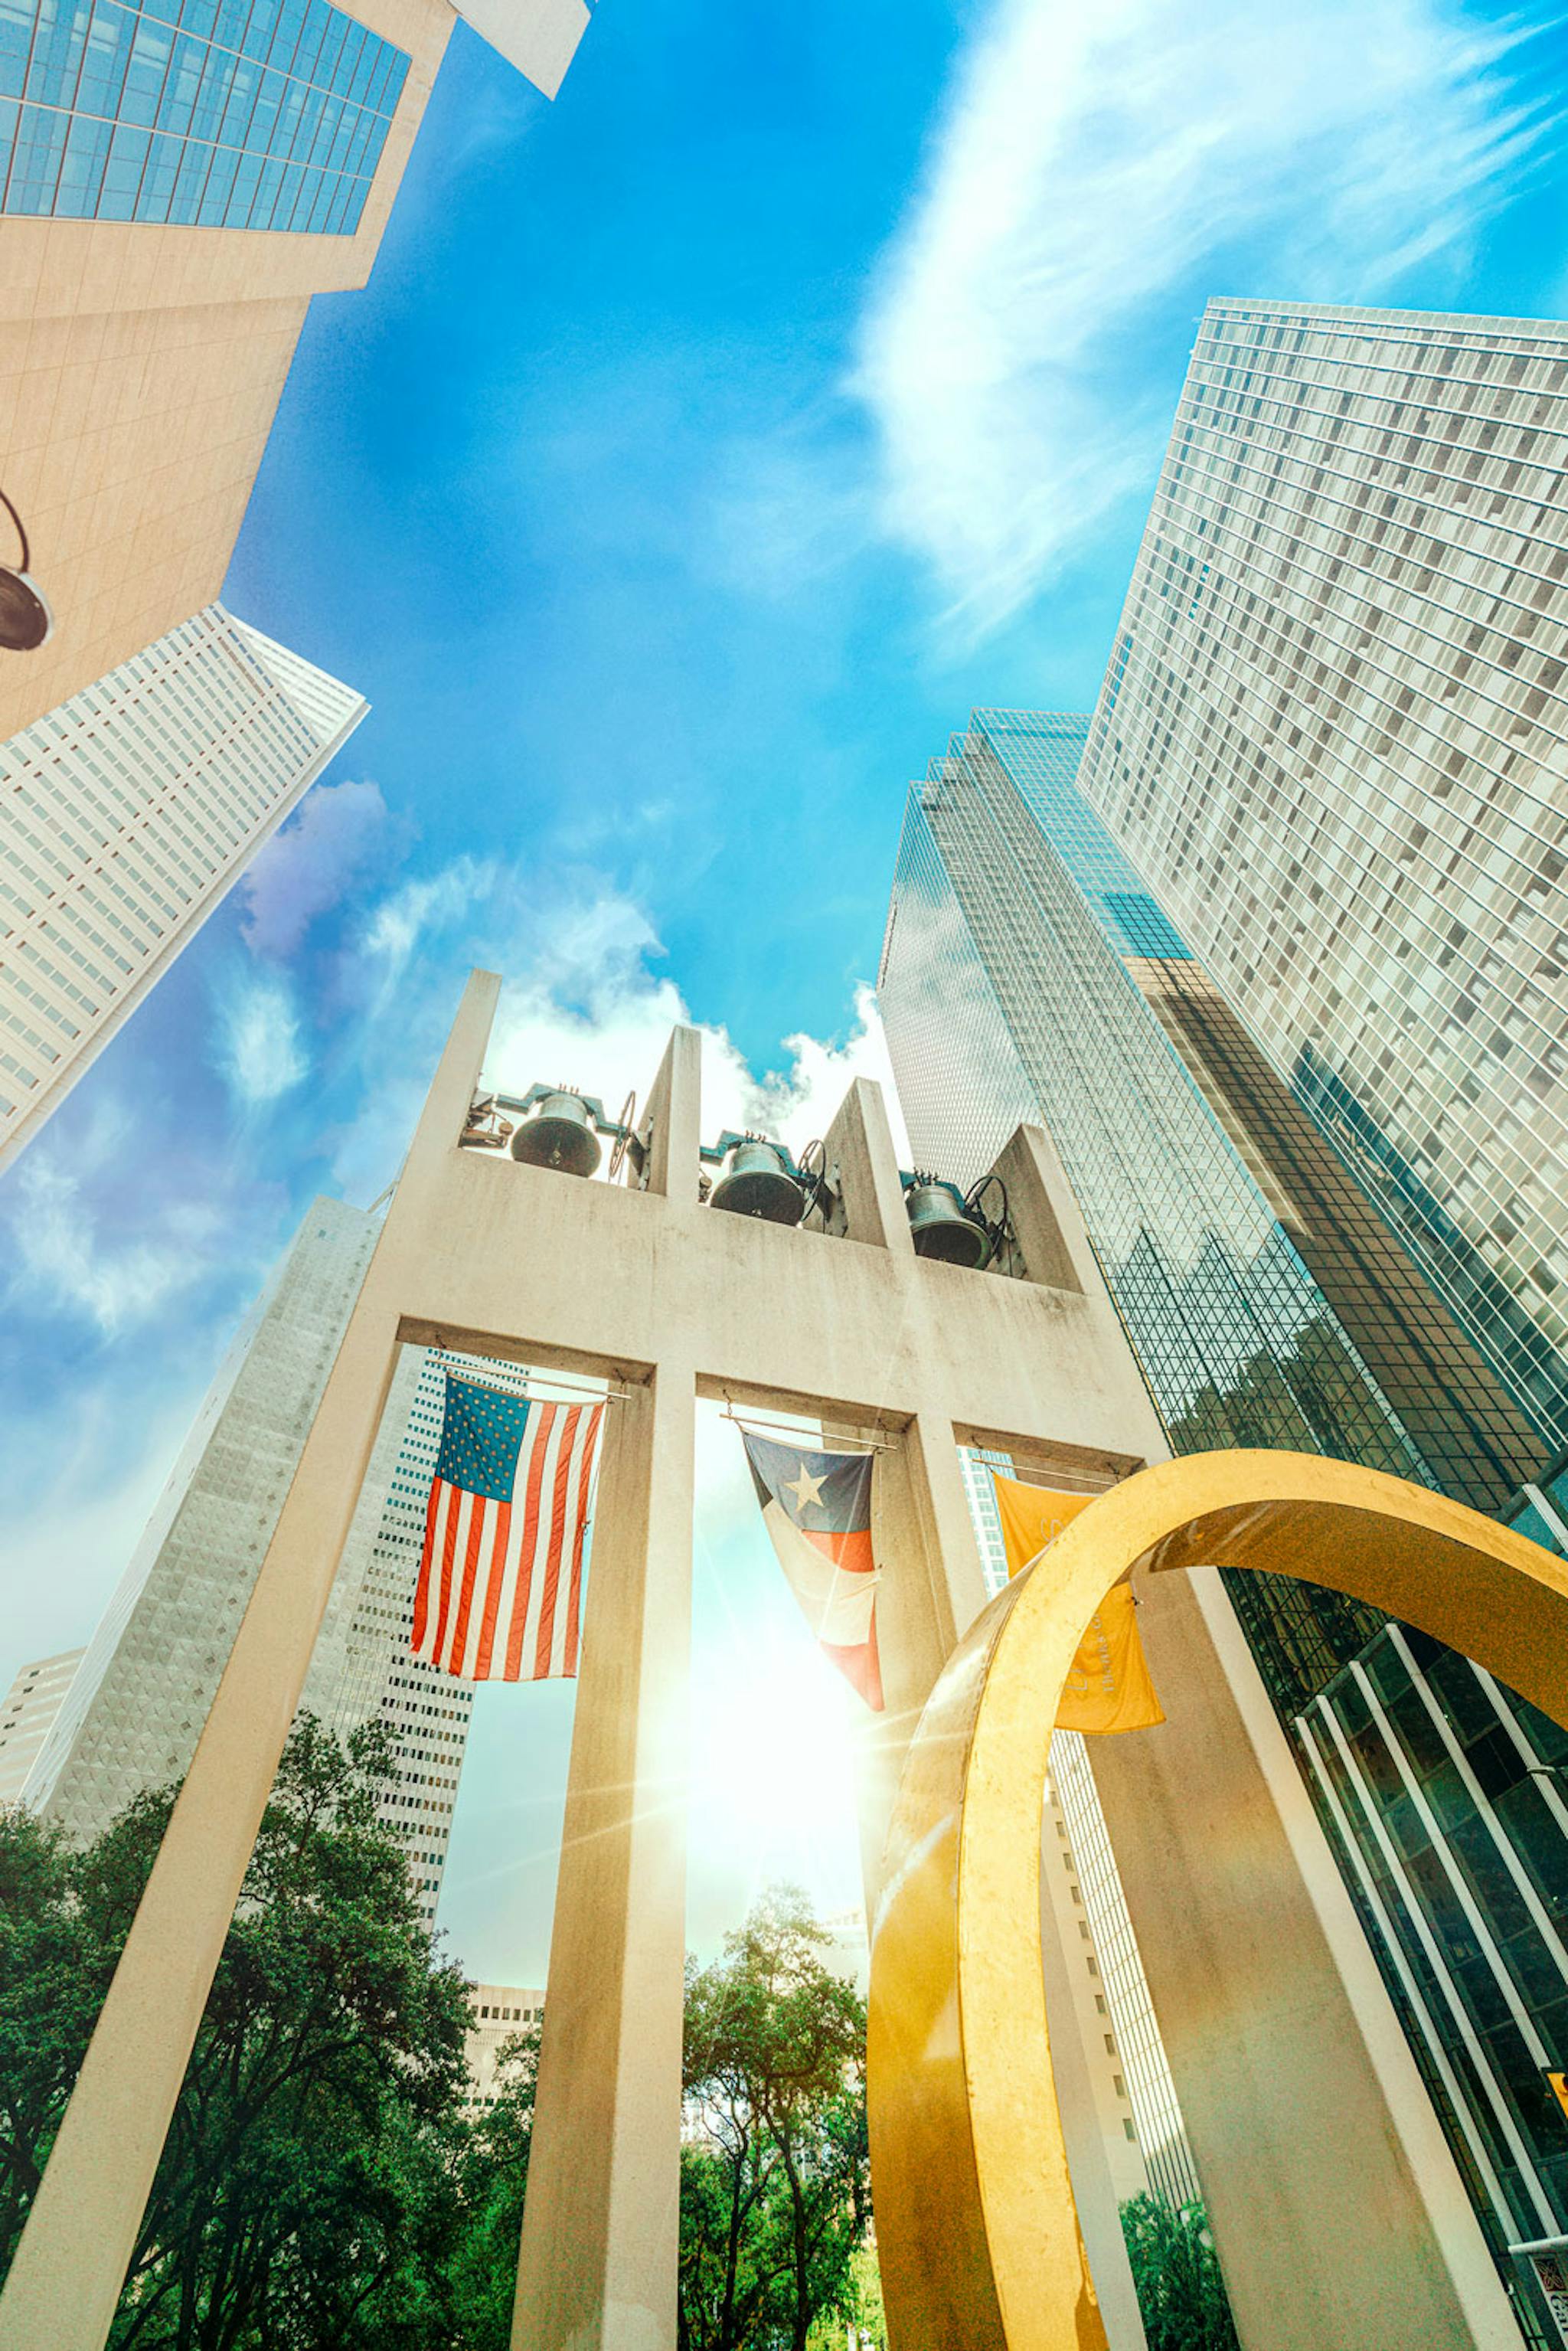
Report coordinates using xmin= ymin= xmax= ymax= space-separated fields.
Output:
xmin=0 ymin=0 xmax=407 ymax=231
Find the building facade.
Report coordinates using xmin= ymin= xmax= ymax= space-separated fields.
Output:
xmin=880 ymin=710 xmax=1568 ymax=2343
xmin=20 ymin=1193 xmax=533 ymax=1931
xmin=464 ymin=1981 xmax=545 ymax=2111
xmin=0 ymin=603 xmax=364 ymax=1168
xmin=959 ymin=1444 xmax=1195 ymax=2212
xmin=0 ymin=1646 xmax=83 ymax=1803
xmin=1078 ymin=299 xmax=1568 ymax=1457
xmin=0 ymin=0 xmax=590 ymax=745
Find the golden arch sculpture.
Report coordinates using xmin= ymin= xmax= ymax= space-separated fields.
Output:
xmin=866 ymin=1448 xmax=1568 ymax=2351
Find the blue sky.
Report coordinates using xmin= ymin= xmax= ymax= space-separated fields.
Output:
xmin=2 ymin=0 xmax=1567 ymax=1977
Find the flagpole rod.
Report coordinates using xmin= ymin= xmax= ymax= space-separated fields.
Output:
xmin=430 ymin=1349 xmax=631 ymax=1406
xmin=718 ymin=1403 xmax=900 ymax=1453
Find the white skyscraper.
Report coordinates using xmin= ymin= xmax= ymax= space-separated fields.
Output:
xmin=0 ymin=1649 xmax=83 ymax=1806
xmin=1079 ymin=298 xmax=1568 ymax=1455
xmin=958 ymin=1447 xmax=1198 ymax=2213
xmin=20 ymin=1196 xmax=529 ymax=1931
xmin=0 ymin=602 xmax=365 ymax=1172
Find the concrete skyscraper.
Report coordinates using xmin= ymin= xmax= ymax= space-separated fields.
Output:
xmin=0 ymin=0 xmax=593 ymax=746
xmin=880 ymin=710 xmax=1568 ymax=2343
xmin=959 ymin=1445 xmax=1201 ymax=2217
xmin=0 ymin=0 xmax=597 ymax=1168
xmin=1078 ymin=299 xmax=1568 ymax=1457
xmin=0 ymin=1647 xmax=83 ymax=1803
xmin=0 ymin=607 xmax=364 ymax=1169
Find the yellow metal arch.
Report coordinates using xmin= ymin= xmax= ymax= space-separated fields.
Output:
xmin=866 ymin=1449 xmax=1568 ymax=2351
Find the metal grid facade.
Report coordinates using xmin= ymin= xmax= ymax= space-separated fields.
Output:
xmin=1079 ymin=299 xmax=1568 ymax=1456
xmin=0 ymin=0 xmax=409 ymax=231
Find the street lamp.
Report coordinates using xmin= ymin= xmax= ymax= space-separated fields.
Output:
xmin=0 ymin=488 xmax=53 ymax=652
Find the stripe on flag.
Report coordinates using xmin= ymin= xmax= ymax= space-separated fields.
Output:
xmin=412 ymin=1373 xmax=604 ymax=1682
xmin=741 ymin=1431 xmax=884 ymax=1711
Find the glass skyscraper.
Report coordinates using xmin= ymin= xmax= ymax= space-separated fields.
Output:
xmin=1079 ymin=299 xmax=1568 ymax=1457
xmin=879 ymin=708 xmax=1568 ymax=2342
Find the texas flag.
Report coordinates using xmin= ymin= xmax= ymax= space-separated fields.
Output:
xmin=742 ymin=1433 xmax=884 ymax=1712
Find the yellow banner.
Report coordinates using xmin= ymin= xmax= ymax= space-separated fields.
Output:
xmin=991 ymin=1472 xmax=1165 ymax=1735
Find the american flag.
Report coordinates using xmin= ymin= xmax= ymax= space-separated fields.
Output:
xmin=412 ymin=1373 xmax=604 ymax=1681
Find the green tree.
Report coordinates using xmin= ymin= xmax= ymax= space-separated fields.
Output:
xmin=680 ymin=1888 xmax=871 ymax=2351
xmin=0 ymin=1716 xmax=483 ymax=2349
xmin=446 ymin=2022 xmax=541 ymax=2351
xmin=1120 ymin=2194 xmax=1240 ymax=2351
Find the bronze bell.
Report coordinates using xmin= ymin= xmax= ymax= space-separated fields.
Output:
xmin=904 ymin=1177 xmax=991 ymax=1269
xmin=708 ymin=1136 xmax=805 ymax=1224
xmin=510 ymin=1091 xmax=603 ymax=1178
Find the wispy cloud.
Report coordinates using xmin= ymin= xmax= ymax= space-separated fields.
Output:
xmin=216 ymin=974 xmax=309 ymax=1106
xmin=241 ymin=778 xmax=388 ymax=958
xmin=324 ymin=857 xmax=906 ymax=1202
xmin=362 ymin=856 xmax=498 ymax=989
xmin=855 ymin=0 xmax=1560 ymax=638
xmin=6 ymin=1152 xmax=220 ymax=1336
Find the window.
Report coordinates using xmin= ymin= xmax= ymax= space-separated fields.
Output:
xmin=0 ymin=0 xmax=410 ymax=235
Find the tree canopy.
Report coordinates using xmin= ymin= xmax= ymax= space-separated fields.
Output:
xmin=2 ymin=1755 xmax=876 ymax=2350
xmin=680 ymin=1888 xmax=872 ymax=2351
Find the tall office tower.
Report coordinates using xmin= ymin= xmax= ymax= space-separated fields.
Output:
xmin=880 ymin=711 xmax=1568 ymax=2337
xmin=0 ymin=605 xmax=364 ymax=1170
xmin=0 ymin=0 xmax=600 ymax=1169
xmin=0 ymin=1646 xmax=83 ymax=1803
xmin=22 ymin=1195 xmax=511 ymax=1929
xmin=960 ymin=1447 xmax=1199 ymax=2213
xmin=1078 ymin=299 xmax=1568 ymax=1457
xmin=0 ymin=0 xmax=592 ymax=745
xmin=28 ymin=1196 xmax=381 ymax=1839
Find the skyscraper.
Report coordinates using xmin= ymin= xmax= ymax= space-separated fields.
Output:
xmin=1077 ymin=298 xmax=1568 ymax=1455
xmin=21 ymin=1194 xmax=534 ymax=1931
xmin=959 ymin=1445 xmax=1200 ymax=2215
xmin=0 ymin=0 xmax=600 ymax=1165
xmin=0 ymin=1646 xmax=83 ymax=1803
xmin=0 ymin=603 xmax=364 ymax=1170
xmin=0 ymin=0 xmax=592 ymax=743
xmin=880 ymin=710 xmax=1568 ymax=2340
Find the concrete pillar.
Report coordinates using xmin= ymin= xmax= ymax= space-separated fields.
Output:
xmin=510 ymin=1025 xmax=702 ymax=2351
xmin=510 ymin=1369 xmax=696 ymax=2351
xmin=0 ymin=970 xmax=503 ymax=2351
xmin=821 ymin=1076 xmax=914 ymax=1256
xmin=856 ymin=1408 xmax=990 ymax=1908
xmin=1089 ymin=1565 xmax=1520 ymax=2351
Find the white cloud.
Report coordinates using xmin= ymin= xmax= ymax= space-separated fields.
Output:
xmin=216 ymin=975 xmax=309 ymax=1106
xmin=483 ymin=907 xmax=906 ymax=1162
xmin=855 ymin=0 xmax=1557 ymax=637
xmin=241 ymin=779 xmax=387 ymax=958
xmin=5 ymin=1151 xmax=220 ymax=1335
xmin=363 ymin=856 xmax=498 ymax=992
xmin=327 ymin=862 xmax=909 ymax=1205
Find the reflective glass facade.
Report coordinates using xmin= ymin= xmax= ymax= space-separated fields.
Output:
xmin=0 ymin=0 xmax=409 ymax=231
xmin=1080 ymin=299 xmax=1568 ymax=1454
xmin=879 ymin=708 xmax=1568 ymax=2342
